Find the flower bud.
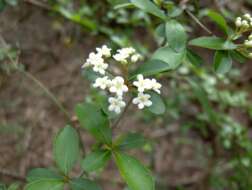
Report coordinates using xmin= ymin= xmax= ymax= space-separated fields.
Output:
xmin=244 ymin=40 xmax=252 ymax=47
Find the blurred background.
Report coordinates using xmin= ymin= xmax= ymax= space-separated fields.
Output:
xmin=0 ymin=0 xmax=252 ymax=189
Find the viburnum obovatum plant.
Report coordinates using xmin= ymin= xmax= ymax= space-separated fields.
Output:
xmin=17 ymin=1 xmax=252 ymax=190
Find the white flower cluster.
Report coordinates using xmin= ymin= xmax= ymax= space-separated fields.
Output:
xmin=82 ymin=45 xmax=162 ymax=114
xmin=244 ymin=33 xmax=252 ymax=47
xmin=235 ymin=13 xmax=252 ymax=29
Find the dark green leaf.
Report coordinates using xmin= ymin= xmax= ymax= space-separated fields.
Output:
xmin=0 ymin=0 xmax=6 ymax=12
xmin=27 ymin=168 xmax=63 ymax=182
xmin=186 ymin=49 xmax=203 ymax=67
xmin=214 ymin=51 xmax=232 ymax=74
xmin=81 ymin=150 xmax=111 ymax=172
xmin=130 ymin=0 xmax=166 ymax=20
xmin=230 ymin=50 xmax=247 ymax=64
xmin=53 ymin=126 xmax=80 ymax=175
xmin=114 ymin=152 xmax=154 ymax=190
xmin=189 ymin=36 xmax=237 ymax=50
xmin=70 ymin=178 xmax=102 ymax=190
xmin=75 ymin=103 xmax=112 ymax=144
xmin=165 ymin=20 xmax=187 ymax=52
xmin=24 ymin=180 xmax=64 ymax=190
xmin=206 ymin=10 xmax=230 ymax=35
xmin=148 ymin=92 xmax=166 ymax=115
xmin=116 ymin=133 xmax=146 ymax=150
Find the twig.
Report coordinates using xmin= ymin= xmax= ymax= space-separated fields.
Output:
xmin=185 ymin=9 xmax=213 ymax=35
xmin=112 ymin=97 xmax=133 ymax=129
xmin=23 ymin=0 xmax=51 ymax=10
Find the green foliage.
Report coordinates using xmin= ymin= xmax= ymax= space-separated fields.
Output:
xmin=75 ymin=102 xmax=112 ymax=145
xmin=214 ymin=51 xmax=232 ymax=74
xmin=81 ymin=150 xmax=111 ymax=173
xmin=114 ymin=152 xmax=154 ymax=190
xmin=53 ymin=126 xmax=80 ymax=175
xmin=69 ymin=178 xmax=102 ymax=190
xmin=189 ymin=36 xmax=237 ymax=50
xmin=115 ymin=133 xmax=147 ymax=150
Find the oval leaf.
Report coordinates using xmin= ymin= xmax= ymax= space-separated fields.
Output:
xmin=114 ymin=152 xmax=154 ymax=190
xmin=165 ymin=20 xmax=187 ymax=52
xmin=116 ymin=133 xmax=146 ymax=150
xmin=189 ymin=36 xmax=237 ymax=50
xmin=81 ymin=150 xmax=111 ymax=172
xmin=147 ymin=91 xmax=166 ymax=115
xmin=130 ymin=0 xmax=166 ymax=20
xmin=70 ymin=178 xmax=102 ymax=190
xmin=27 ymin=168 xmax=63 ymax=182
xmin=24 ymin=180 xmax=64 ymax=190
xmin=75 ymin=103 xmax=112 ymax=145
xmin=53 ymin=126 xmax=80 ymax=175
xmin=214 ymin=51 xmax=232 ymax=74
xmin=186 ymin=49 xmax=203 ymax=67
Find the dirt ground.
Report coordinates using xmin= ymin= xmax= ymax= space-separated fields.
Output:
xmin=1 ymin=3 xmax=251 ymax=190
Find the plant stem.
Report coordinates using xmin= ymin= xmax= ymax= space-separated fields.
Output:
xmin=112 ymin=96 xmax=133 ymax=129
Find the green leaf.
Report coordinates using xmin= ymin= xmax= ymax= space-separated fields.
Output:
xmin=5 ymin=0 xmax=18 ymax=6
xmin=81 ymin=150 xmax=111 ymax=172
xmin=7 ymin=183 xmax=19 ymax=190
xmin=27 ymin=168 xmax=63 ymax=182
xmin=75 ymin=103 xmax=112 ymax=144
xmin=189 ymin=36 xmax=237 ymax=50
xmin=70 ymin=178 xmax=102 ymax=190
xmin=116 ymin=133 xmax=146 ymax=150
xmin=186 ymin=49 xmax=203 ymax=67
xmin=0 ymin=0 xmax=6 ymax=12
xmin=114 ymin=152 xmax=154 ymax=190
xmin=213 ymin=51 xmax=232 ymax=74
xmin=24 ymin=180 xmax=64 ymax=190
xmin=133 ymin=46 xmax=185 ymax=76
xmin=130 ymin=0 xmax=166 ymax=20
xmin=148 ymin=92 xmax=166 ymax=115
xmin=53 ymin=126 xmax=80 ymax=175
xmin=205 ymin=10 xmax=230 ymax=35
xmin=165 ymin=20 xmax=187 ymax=52
xmin=230 ymin=50 xmax=247 ymax=64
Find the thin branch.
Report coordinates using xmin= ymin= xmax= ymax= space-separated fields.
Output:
xmin=185 ymin=9 xmax=213 ymax=35
xmin=112 ymin=97 xmax=133 ymax=129
xmin=23 ymin=0 xmax=51 ymax=10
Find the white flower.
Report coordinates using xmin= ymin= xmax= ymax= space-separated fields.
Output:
xmin=235 ymin=17 xmax=242 ymax=27
xmin=113 ymin=53 xmax=128 ymax=63
xmin=244 ymin=13 xmax=251 ymax=20
xmin=133 ymin=74 xmax=151 ymax=92
xmin=131 ymin=54 xmax=142 ymax=63
xmin=87 ymin=52 xmax=104 ymax=65
xmin=109 ymin=76 xmax=128 ymax=96
xmin=150 ymin=79 xmax=162 ymax=94
xmin=133 ymin=93 xmax=152 ymax=109
xmin=242 ymin=20 xmax=249 ymax=28
xmin=244 ymin=40 xmax=252 ymax=47
xmin=92 ymin=62 xmax=108 ymax=75
xmin=108 ymin=96 xmax=126 ymax=114
xmin=82 ymin=61 xmax=91 ymax=68
xmin=113 ymin=47 xmax=136 ymax=63
xmin=96 ymin=45 xmax=111 ymax=57
xmin=93 ymin=76 xmax=111 ymax=90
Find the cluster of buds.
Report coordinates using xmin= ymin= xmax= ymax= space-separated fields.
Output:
xmin=244 ymin=34 xmax=252 ymax=47
xmin=235 ymin=13 xmax=252 ymax=30
xmin=82 ymin=45 xmax=162 ymax=114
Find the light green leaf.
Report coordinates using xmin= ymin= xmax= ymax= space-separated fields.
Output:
xmin=24 ymin=180 xmax=64 ymax=190
xmin=186 ymin=49 xmax=203 ymax=67
xmin=130 ymin=0 xmax=166 ymax=20
xmin=189 ymin=36 xmax=237 ymax=50
xmin=81 ymin=150 xmax=111 ymax=172
xmin=165 ymin=20 xmax=187 ymax=52
xmin=214 ymin=51 xmax=232 ymax=74
xmin=229 ymin=50 xmax=247 ymax=64
xmin=114 ymin=152 xmax=154 ymax=190
xmin=27 ymin=168 xmax=63 ymax=182
xmin=53 ymin=126 xmax=80 ymax=175
xmin=75 ymin=103 xmax=112 ymax=144
xmin=7 ymin=183 xmax=19 ymax=190
xmin=206 ymin=10 xmax=231 ymax=35
xmin=70 ymin=178 xmax=102 ymax=190
xmin=133 ymin=46 xmax=185 ymax=76
xmin=147 ymin=92 xmax=166 ymax=115
xmin=116 ymin=133 xmax=146 ymax=150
